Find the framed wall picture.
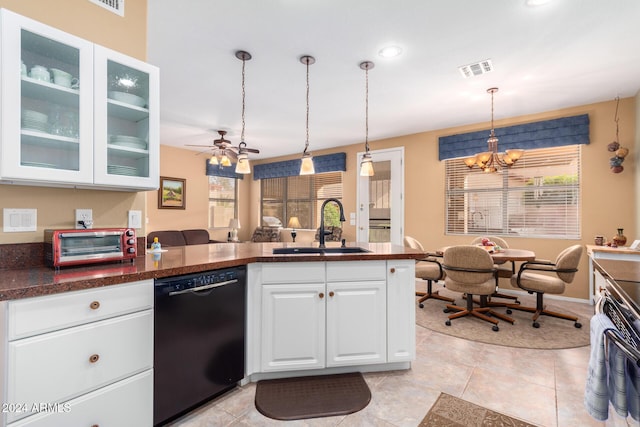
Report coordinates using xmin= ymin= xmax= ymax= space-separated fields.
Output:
xmin=158 ymin=176 xmax=186 ymax=209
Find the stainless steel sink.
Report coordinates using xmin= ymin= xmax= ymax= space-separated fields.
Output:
xmin=272 ymin=247 xmax=371 ymax=255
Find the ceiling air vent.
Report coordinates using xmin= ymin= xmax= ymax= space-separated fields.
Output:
xmin=458 ymin=59 xmax=493 ymax=78
xmin=88 ymin=0 xmax=124 ymax=16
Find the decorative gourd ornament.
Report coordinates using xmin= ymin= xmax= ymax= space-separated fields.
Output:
xmin=607 ymin=97 xmax=629 ymax=174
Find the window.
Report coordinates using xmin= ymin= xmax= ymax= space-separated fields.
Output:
xmin=208 ymin=176 xmax=237 ymax=228
xmin=261 ymin=172 xmax=343 ymax=229
xmin=445 ymin=145 xmax=581 ymax=239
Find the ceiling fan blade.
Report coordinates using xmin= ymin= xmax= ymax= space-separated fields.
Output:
xmin=245 ymin=148 xmax=260 ymax=154
xmin=226 ymin=150 xmax=238 ymax=160
xmin=186 ymin=143 xmax=218 ymax=148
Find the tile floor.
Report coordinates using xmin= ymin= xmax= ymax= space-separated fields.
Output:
xmin=167 ymin=284 xmax=638 ymax=427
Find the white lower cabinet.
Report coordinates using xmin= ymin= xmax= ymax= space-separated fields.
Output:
xmin=1 ymin=280 xmax=153 ymax=427
xmin=254 ymin=260 xmax=413 ymax=375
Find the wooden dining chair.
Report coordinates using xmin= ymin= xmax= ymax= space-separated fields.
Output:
xmin=404 ymin=236 xmax=453 ymax=307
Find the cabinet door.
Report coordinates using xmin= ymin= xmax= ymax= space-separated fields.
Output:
xmin=0 ymin=9 xmax=94 ymax=184
xmin=93 ymin=45 xmax=159 ymax=190
xmin=261 ymin=283 xmax=325 ymax=372
xmin=386 ymin=260 xmax=416 ymax=362
xmin=326 ymin=280 xmax=386 ymax=367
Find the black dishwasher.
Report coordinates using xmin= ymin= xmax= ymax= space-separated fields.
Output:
xmin=154 ymin=266 xmax=246 ymax=426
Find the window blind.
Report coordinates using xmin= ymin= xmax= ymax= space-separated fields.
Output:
xmin=445 ymin=145 xmax=581 ymax=239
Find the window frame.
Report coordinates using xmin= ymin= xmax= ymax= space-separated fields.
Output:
xmin=208 ymin=175 xmax=238 ymax=229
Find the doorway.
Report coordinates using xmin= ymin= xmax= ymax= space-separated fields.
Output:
xmin=356 ymin=147 xmax=404 ymax=246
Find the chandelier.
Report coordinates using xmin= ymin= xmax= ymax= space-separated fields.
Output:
xmin=464 ymin=87 xmax=524 ymax=172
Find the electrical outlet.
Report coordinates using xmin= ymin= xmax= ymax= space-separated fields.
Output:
xmin=75 ymin=209 xmax=93 ymax=229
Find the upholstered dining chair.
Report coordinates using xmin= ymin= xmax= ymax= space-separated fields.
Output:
xmin=505 ymin=244 xmax=584 ymax=329
xmin=442 ymin=245 xmax=509 ymax=332
xmin=404 ymin=236 xmax=453 ymax=308
xmin=470 ymin=235 xmax=519 ymax=304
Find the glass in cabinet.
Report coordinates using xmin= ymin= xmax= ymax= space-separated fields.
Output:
xmin=93 ymin=45 xmax=159 ymax=190
xmin=0 ymin=9 xmax=94 ymax=184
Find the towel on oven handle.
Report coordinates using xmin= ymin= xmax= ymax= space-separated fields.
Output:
xmin=584 ymin=313 xmax=626 ymax=420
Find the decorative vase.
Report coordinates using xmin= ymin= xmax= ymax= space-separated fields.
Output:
xmin=612 ymin=228 xmax=627 ymax=247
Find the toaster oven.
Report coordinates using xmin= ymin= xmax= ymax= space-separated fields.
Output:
xmin=44 ymin=228 xmax=137 ymax=268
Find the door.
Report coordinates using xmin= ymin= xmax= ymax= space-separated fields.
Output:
xmin=356 ymin=147 xmax=404 ymax=245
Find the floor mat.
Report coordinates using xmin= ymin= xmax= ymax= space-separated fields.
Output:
xmin=254 ymin=372 xmax=371 ymax=420
xmin=420 ymin=392 xmax=540 ymax=426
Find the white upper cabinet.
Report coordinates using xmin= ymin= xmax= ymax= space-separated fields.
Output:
xmin=93 ymin=45 xmax=159 ymax=190
xmin=0 ymin=9 xmax=159 ymax=191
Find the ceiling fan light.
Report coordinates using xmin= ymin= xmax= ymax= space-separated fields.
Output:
xmin=220 ymin=154 xmax=232 ymax=167
xmin=300 ymin=152 xmax=315 ymax=175
xmin=209 ymin=154 xmax=219 ymax=165
xmin=360 ymin=154 xmax=375 ymax=176
xmin=235 ymin=155 xmax=251 ymax=174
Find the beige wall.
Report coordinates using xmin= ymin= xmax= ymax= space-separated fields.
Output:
xmin=0 ymin=1 xmax=148 ymax=244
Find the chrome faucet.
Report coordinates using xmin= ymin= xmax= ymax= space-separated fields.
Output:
xmin=318 ymin=198 xmax=345 ymax=248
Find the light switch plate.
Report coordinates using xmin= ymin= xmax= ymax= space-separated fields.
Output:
xmin=3 ymin=208 xmax=37 ymax=232
xmin=128 ymin=210 xmax=142 ymax=229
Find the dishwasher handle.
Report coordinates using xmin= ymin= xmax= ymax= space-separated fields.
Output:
xmin=168 ymin=278 xmax=238 ymax=296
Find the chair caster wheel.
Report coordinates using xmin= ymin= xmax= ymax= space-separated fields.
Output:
xmin=445 ymin=320 xmax=451 ymax=326
xmin=443 ymin=308 xmax=451 ymax=313
xmin=533 ymin=322 xmax=540 ymax=328
xmin=506 ymin=309 xmax=512 ymax=314
xmin=419 ymin=303 xmax=424 ymax=308
xmin=492 ymin=325 xmax=499 ymax=332
xmin=575 ymin=322 xmax=582 ymax=328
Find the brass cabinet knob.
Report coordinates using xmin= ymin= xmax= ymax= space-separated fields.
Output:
xmin=390 ymin=268 xmax=396 ymax=273
xmin=329 ymin=291 xmax=335 ymax=297
xmin=319 ymin=292 xmax=324 ymax=299
xmin=90 ymin=301 xmax=100 ymax=310
xmin=89 ymin=354 xmax=100 ymax=363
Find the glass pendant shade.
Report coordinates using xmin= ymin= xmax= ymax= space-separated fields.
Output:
xmin=220 ymin=154 xmax=232 ymax=167
xmin=235 ymin=154 xmax=251 ymax=174
xmin=360 ymin=154 xmax=374 ymax=176
xmin=300 ymin=152 xmax=315 ymax=175
xmin=209 ymin=154 xmax=219 ymax=165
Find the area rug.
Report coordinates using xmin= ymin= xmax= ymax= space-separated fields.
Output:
xmin=254 ymin=372 xmax=371 ymax=420
xmin=415 ymin=284 xmax=591 ymax=349
xmin=420 ymin=392 xmax=539 ymax=426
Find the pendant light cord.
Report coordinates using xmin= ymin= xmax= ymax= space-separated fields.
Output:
xmin=365 ymin=66 xmax=370 ymax=153
xmin=304 ymin=59 xmax=310 ymax=154
xmin=614 ymin=96 xmax=620 ymax=142
xmin=241 ymin=57 xmax=246 ymax=143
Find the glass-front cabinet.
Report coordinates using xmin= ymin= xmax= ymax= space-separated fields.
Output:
xmin=93 ymin=46 xmax=159 ymax=189
xmin=0 ymin=9 xmax=159 ymax=190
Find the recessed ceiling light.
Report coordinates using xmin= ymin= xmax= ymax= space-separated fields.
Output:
xmin=378 ymin=45 xmax=403 ymax=58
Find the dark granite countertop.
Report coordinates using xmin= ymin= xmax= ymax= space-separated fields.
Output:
xmin=0 ymin=242 xmax=424 ymax=301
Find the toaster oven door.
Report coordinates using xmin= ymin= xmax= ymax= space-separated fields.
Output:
xmin=58 ymin=231 xmax=124 ymax=263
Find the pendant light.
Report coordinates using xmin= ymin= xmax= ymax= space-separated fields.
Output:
xmin=359 ymin=61 xmax=375 ymax=176
xmin=235 ymin=50 xmax=252 ymax=174
xmin=299 ymin=55 xmax=316 ymax=175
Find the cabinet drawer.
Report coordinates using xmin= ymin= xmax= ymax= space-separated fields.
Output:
xmin=7 ymin=369 xmax=152 ymax=427
xmin=8 ymin=279 xmax=153 ymax=340
xmin=327 ymin=261 xmax=386 ymax=282
xmin=7 ymin=310 xmax=153 ymax=423
xmin=261 ymin=262 xmax=325 ymax=284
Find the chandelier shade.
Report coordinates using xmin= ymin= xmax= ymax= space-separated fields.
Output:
xmin=464 ymin=87 xmax=523 ymax=172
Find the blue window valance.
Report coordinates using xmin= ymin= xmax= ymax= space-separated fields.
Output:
xmin=205 ymin=161 xmax=245 ymax=179
xmin=253 ymin=152 xmax=346 ymax=180
xmin=438 ymin=114 xmax=590 ymax=161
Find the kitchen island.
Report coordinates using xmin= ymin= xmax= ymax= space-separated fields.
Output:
xmin=0 ymin=241 xmax=423 ymax=426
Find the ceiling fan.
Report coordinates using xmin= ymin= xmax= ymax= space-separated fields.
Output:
xmin=186 ymin=130 xmax=259 ymax=166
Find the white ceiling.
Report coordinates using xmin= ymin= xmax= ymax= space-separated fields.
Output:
xmin=147 ymin=0 xmax=640 ymax=161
